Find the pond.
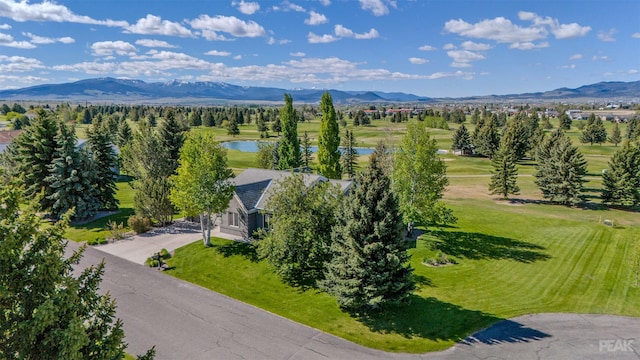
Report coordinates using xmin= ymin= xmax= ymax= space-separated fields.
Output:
xmin=222 ymin=140 xmax=375 ymax=155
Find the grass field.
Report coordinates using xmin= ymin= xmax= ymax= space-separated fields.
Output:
xmin=65 ymin=114 xmax=640 ymax=352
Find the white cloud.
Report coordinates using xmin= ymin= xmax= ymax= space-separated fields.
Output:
xmin=205 ymin=50 xmax=231 ymax=56
xmin=334 ymin=25 xmax=379 ymax=39
xmin=308 ymin=32 xmax=338 ymax=43
xmin=447 ymin=50 xmax=485 ymax=68
xmin=569 ymin=53 xmax=583 ymax=60
xmin=290 ymin=52 xmax=306 ymax=57
xmin=424 ymin=70 xmax=475 ymax=80
xmin=0 ymin=0 xmax=127 ymax=27
xmin=0 ymin=55 xmax=45 ymax=72
xmin=442 ymin=43 xmax=456 ymax=50
xmin=597 ymin=29 xmax=616 ymax=42
xmin=461 ymin=41 xmax=492 ymax=51
xmin=0 ymin=75 xmax=47 ymax=89
xmin=0 ymin=32 xmax=35 ymax=48
xmin=126 ymin=14 xmax=193 ymax=37
xmin=509 ymin=41 xmax=549 ymax=50
xmin=628 ymin=69 xmax=638 ymax=74
xmin=633 ymin=33 xmax=640 ymax=39
xmin=561 ymin=64 xmax=576 ymax=69
xmin=305 ymin=11 xmax=327 ymax=25
xmin=592 ymin=55 xmax=610 ymax=61
xmin=419 ymin=44 xmax=437 ymax=51
xmin=0 ymin=24 xmax=11 ymax=30
xmin=233 ymin=55 xmax=242 ymax=60
xmin=445 ymin=12 xmax=590 ymax=49
xmin=135 ymin=39 xmax=178 ymax=48
xmin=232 ymin=1 xmax=260 ymax=15
xmin=319 ymin=0 xmax=331 ymax=5
xmin=409 ymin=57 xmax=428 ymax=64
xmin=91 ymin=41 xmax=138 ymax=57
xmin=190 ymin=15 xmax=266 ymax=39
xmin=274 ymin=1 xmax=306 ymax=12
xmin=359 ymin=0 xmax=394 ymax=16
xmin=22 ymin=32 xmax=75 ymax=44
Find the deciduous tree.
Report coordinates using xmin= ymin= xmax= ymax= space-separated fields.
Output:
xmin=170 ymin=133 xmax=235 ymax=246
xmin=277 ymin=93 xmax=301 ymax=170
xmin=393 ymin=121 xmax=455 ymax=235
xmin=317 ymin=91 xmax=341 ymax=178
xmin=257 ymin=175 xmax=342 ymax=287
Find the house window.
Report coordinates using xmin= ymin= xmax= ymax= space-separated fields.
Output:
xmin=228 ymin=212 xmax=239 ymax=227
xmin=263 ymin=213 xmax=271 ymax=231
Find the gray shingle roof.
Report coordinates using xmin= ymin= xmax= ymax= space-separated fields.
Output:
xmin=231 ymin=168 xmax=351 ymax=212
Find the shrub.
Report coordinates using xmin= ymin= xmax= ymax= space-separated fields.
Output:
xmin=106 ymin=220 xmax=125 ymax=240
xmin=128 ymin=215 xmax=152 ymax=234
xmin=159 ymin=248 xmax=171 ymax=259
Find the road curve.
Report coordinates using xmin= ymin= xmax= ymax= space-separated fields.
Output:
xmin=69 ymin=242 xmax=640 ymax=360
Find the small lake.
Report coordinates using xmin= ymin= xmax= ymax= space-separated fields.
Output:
xmin=223 ymin=140 xmax=375 ymax=155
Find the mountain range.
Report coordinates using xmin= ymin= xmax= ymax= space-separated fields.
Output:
xmin=0 ymin=78 xmax=638 ymax=104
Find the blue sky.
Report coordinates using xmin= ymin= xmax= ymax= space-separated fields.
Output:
xmin=0 ymin=0 xmax=638 ymax=97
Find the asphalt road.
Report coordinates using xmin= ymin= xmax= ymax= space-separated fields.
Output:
xmin=69 ymin=242 xmax=640 ymax=360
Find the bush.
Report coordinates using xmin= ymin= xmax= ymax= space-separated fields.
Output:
xmin=145 ymin=249 xmax=171 ymax=268
xmin=128 ymin=215 xmax=152 ymax=234
xmin=106 ymin=220 xmax=125 ymax=240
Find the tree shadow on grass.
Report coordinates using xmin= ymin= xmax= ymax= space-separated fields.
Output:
xmin=425 ymin=230 xmax=551 ymax=263
xmin=212 ymin=241 xmax=259 ymax=262
xmin=358 ymin=296 xmax=501 ymax=342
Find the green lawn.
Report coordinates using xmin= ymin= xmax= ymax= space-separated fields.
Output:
xmin=63 ymin=115 xmax=640 ymax=353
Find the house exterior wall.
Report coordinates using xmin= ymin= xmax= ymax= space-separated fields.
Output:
xmin=219 ymin=196 xmax=248 ymax=239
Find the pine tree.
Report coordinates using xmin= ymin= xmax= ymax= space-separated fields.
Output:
xmin=277 ymin=93 xmax=301 ymax=170
xmin=609 ymin=123 xmax=622 ymax=146
xmin=159 ymin=109 xmax=185 ymax=174
xmin=558 ymin=112 xmax=572 ymax=130
xmin=489 ymin=147 xmax=520 ymax=199
xmin=11 ymin=109 xmax=59 ymax=211
xmin=116 ymin=120 xmax=132 ymax=147
xmin=451 ymin=124 xmax=472 ymax=155
xmin=473 ymin=116 xmax=501 ymax=158
xmin=46 ymin=123 xmax=101 ymax=220
xmin=86 ymin=121 xmax=119 ymax=210
xmin=301 ymin=131 xmax=313 ymax=168
xmin=580 ymin=113 xmax=607 ymax=145
xmin=534 ymin=129 xmax=587 ymax=206
xmin=601 ymin=141 xmax=640 ymax=207
xmin=341 ymin=129 xmax=358 ymax=178
xmin=626 ymin=117 xmax=639 ymax=141
xmin=321 ymin=155 xmax=414 ymax=313
xmin=0 ymin=181 xmax=155 ymax=359
xmin=500 ymin=119 xmax=529 ymax=160
xmin=317 ymin=91 xmax=342 ymax=178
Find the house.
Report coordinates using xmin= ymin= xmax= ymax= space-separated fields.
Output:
xmin=0 ymin=130 xmax=23 ymax=154
xmin=219 ymin=168 xmax=352 ymax=240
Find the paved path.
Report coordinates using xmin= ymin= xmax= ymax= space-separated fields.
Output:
xmin=72 ymin=238 xmax=640 ymax=360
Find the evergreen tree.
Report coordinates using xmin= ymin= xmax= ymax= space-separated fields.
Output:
xmin=46 ymin=123 xmax=100 ymax=220
xmin=277 ymin=93 xmax=301 ymax=170
xmin=488 ymin=146 xmax=520 ymax=199
xmin=202 ymin=109 xmax=215 ymax=127
xmin=301 ymin=131 xmax=313 ymax=168
xmin=500 ymin=119 xmax=529 ymax=160
xmin=451 ymin=124 xmax=473 ymax=155
xmin=558 ymin=112 xmax=572 ymax=130
xmin=601 ymin=141 xmax=640 ymax=207
xmin=12 ymin=110 xmax=59 ymax=211
xmin=0 ymin=181 xmax=154 ymax=360
xmin=534 ymin=129 xmax=587 ymax=205
xmin=317 ymin=91 xmax=341 ymax=178
xmin=116 ymin=119 xmax=132 ymax=147
xmin=609 ymin=123 xmax=622 ymax=146
xmin=121 ymin=123 xmax=174 ymax=225
xmin=256 ymin=141 xmax=278 ymax=169
xmin=86 ymin=121 xmax=119 ymax=210
xmin=271 ymin=115 xmax=281 ymax=135
xmin=321 ymin=155 xmax=414 ymax=313
xmin=256 ymin=111 xmax=268 ymax=138
xmin=341 ymin=129 xmax=358 ymax=178
xmin=473 ymin=116 xmax=501 ymax=158
xmin=580 ymin=113 xmax=607 ymax=145
xmin=159 ymin=109 xmax=185 ymax=174
xmin=626 ymin=117 xmax=640 ymax=141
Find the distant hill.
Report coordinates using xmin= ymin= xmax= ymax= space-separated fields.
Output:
xmin=0 ymin=77 xmax=424 ymax=104
xmin=0 ymin=78 xmax=637 ymax=103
